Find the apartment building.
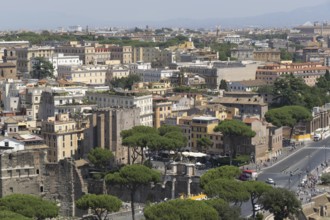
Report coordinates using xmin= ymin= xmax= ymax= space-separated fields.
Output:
xmin=228 ymin=80 xmax=267 ymax=92
xmin=132 ymin=47 xmax=174 ymax=67
xmin=86 ymin=90 xmax=153 ymax=126
xmin=230 ymin=47 xmax=254 ymax=61
xmin=57 ymin=65 xmax=107 ymax=85
xmin=42 ymin=114 xmax=84 ymax=162
xmin=105 ymin=65 xmax=130 ymax=83
xmin=187 ymin=104 xmax=231 ymax=121
xmin=25 ymin=87 xmax=45 ymax=121
xmin=178 ymin=116 xmax=223 ymax=154
xmin=132 ymin=47 xmax=161 ymax=63
xmin=109 ymin=46 xmax=132 ymax=64
xmin=255 ymin=62 xmax=329 ymax=86
xmin=128 ymin=62 xmax=151 ymax=75
xmin=253 ymin=49 xmax=281 ymax=62
xmin=38 ymin=87 xmax=93 ymax=121
xmin=16 ymin=46 xmax=55 ymax=73
xmin=48 ymin=53 xmax=82 ymax=77
xmin=84 ymin=107 xmax=140 ymax=164
xmin=137 ymin=69 xmax=174 ymax=82
xmin=94 ymin=47 xmax=111 ymax=64
xmin=224 ymin=35 xmax=243 ymax=44
xmin=0 ymin=79 xmax=25 ymax=112
xmin=55 ymin=45 xmax=96 ymax=64
xmin=209 ymin=95 xmax=268 ymax=119
xmin=132 ymin=81 xmax=172 ymax=95
xmin=153 ymin=96 xmax=172 ymax=128
xmin=180 ymin=66 xmax=219 ymax=89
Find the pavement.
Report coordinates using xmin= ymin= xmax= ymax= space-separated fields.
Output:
xmin=241 ymin=140 xmax=309 ymax=173
xmin=240 ymin=138 xmax=330 ymax=217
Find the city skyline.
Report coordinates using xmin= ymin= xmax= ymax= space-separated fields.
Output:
xmin=1 ymin=0 xmax=329 ymax=29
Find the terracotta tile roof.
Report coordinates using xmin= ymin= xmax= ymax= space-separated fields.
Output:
xmin=243 ymin=118 xmax=259 ymax=124
xmin=235 ymin=80 xmax=267 ymax=87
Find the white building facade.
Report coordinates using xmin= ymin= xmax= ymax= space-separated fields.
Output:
xmin=48 ymin=53 xmax=83 ymax=77
xmin=137 ymin=69 xmax=174 ymax=82
xmin=57 ymin=65 xmax=108 ymax=85
xmin=86 ymin=91 xmax=153 ymax=126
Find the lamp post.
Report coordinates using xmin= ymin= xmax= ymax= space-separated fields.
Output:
xmin=289 ymin=177 xmax=292 ymax=190
xmin=229 ymin=150 xmax=232 ymax=166
xmin=325 ymin=145 xmax=327 ymax=166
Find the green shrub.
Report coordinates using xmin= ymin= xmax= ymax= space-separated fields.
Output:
xmin=321 ymin=173 xmax=330 ymax=185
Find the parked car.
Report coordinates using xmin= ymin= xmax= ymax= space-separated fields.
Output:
xmin=265 ymin=178 xmax=275 ymax=185
xmin=254 ymin=204 xmax=262 ymax=211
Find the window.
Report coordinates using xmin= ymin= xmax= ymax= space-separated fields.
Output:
xmin=36 ymin=169 xmax=39 ymax=174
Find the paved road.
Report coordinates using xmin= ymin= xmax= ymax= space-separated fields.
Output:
xmin=259 ymin=139 xmax=330 ymax=191
xmin=241 ymin=137 xmax=330 ymax=217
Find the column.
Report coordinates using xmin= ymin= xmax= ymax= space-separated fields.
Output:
xmin=172 ymin=177 xmax=176 ymax=199
xmin=187 ymin=178 xmax=192 ymax=196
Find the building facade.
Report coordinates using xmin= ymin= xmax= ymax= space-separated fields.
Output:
xmin=86 ymin=90 xmax=153 ymax=126
xmin=57 ymin=65 xmax=107 ymax=85
xmin=48 ymin=53 xmax=82 ymax=77
xmin=109 ymin=46 xmax=132 ymax=64
xmin=84 ymin=107 xmax=140 ymax=164
xmin=255 ymin=62 xmax=329 ymax=86
xmin=16 ymin=46 xmax=55 ymax=73
xmin=42 ymin=114 xmax=84 ymax=162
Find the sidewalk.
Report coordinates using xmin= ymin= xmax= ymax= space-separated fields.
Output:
xmin=241 ymin=141 xmax=311 ymax=172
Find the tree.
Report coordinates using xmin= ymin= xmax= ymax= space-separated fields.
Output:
xmin=144 ymin=199 xmax=218 ymax=220
xmin=280 ymin=49 xmax=293 ymax=61
xmin=155 ymin=125 xmax=187 ymax=178
xmin=121 ymin=126 xmax=159 ymax=164
xmin=88 ymin=148 xmax=114 ymax=171
xmin=30 ymin=57 xmax=55 ymax=79
xmin=200 ymin=165 xmax=241 ymax=188
xmin=321 ymin=173 xmax=330 ymax=185
xmin=76 ymin=194 xmax=122 ymax=220
xmin=259 ymin=188 xmax=301 ymax=220
xmin=243 ymin=181 xmax=272 ymax=218
xmin=109 ymin=74 xmax=141 ymax=90
xmin=0 ymin=210 xmax=31 ymax=220
xmin=197 ymin=137 xmax=213 ymax=152
xmin=105 ymin=164 xmax=160 ymax=220
xmin=203 ymin=178 xmax=249 ymax=205
xmin=265 ymin=105 xmax=312 ymax=138
xmin=219 ymin=79 xmax=228 ymax=91
xmin=214 ymin=120 xmax=256 ymax=161
xmin=205 ymin=199 xmax=241 ymax=220
xmin=0 ymin=194 xmax=59 ymax=220
xmin=272 ymin=74 xmax=308 ymax=106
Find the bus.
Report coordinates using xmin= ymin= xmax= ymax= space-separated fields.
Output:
xmin=239 ymin=169 xmax=258 ymax=181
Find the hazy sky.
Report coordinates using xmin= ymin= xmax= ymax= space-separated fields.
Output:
xmin=1 ymin=0 xmax=329 ymax=29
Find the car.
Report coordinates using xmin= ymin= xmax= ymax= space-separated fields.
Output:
xmin=265 ymin=178 xmax=275 ymax=185
xmin=254 ymin=204 xmax=261 ymax=211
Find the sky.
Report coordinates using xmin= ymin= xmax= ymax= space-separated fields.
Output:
xmin=0 ymin=0 xmax=329 ymax=29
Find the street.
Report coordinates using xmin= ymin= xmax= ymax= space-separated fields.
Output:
xmin=241 ymin=137 xmax=330 ymax=218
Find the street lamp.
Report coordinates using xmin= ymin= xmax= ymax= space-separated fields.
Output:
xmin=229 ymin=150 xmax=232 ymax=166
xmin=325 ymin=145 xmax=328 ymax=166
xmin=289 ymin=177 xmax=292 ymax=190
